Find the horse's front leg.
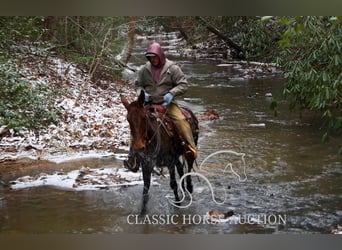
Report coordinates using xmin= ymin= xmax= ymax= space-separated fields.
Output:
xmin=185 ymin=158 xmax=194 ymax=194
xmin=141 ymin=159 xmax=153 ymax=215
xmin=175 ymin=158 xmax=185 ymax=192
xmin=169 ymin=163 xmax=180 ymax=204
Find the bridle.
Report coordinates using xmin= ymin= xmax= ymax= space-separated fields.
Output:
xmin=143 ymin=106 xmax=169 ymax=158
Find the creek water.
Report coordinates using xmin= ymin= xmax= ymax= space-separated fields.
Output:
xmin=0 ymin=33 xmax=341 ymax=234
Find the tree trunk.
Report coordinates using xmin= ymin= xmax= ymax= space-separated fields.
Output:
xmin=124 ymin=16 xmax=137 ymax=64
xmin=43 ymin=16 xmax=55 ymax=41
xmin=170 ymin=16 xmax=189 ymax=41
xmin=195 ymin=16 xmax=244 ymax=59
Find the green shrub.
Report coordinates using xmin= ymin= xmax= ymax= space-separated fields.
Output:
xmin=275 ymin=16 xmax=341 ymax=151
xmin=0 ymin=60 xmax=60 ymax=132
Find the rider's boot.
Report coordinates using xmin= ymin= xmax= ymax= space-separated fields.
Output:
xmin=183 ymin=142 xmax=198 ymax=161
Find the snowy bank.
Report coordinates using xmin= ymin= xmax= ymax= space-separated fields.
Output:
xmin=10 ymin=166 xmax=159 ymax=191
xmin=1 ymin=50 xmax=136 ymax=162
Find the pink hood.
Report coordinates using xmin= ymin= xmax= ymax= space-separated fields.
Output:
xmin=145 ymin=42 xmax=165 ymax=83
xmin=145 ymin=42 xmax=166 ymax=67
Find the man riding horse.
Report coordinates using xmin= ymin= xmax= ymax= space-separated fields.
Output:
xmin=124 ymin=42 xmax=198 ymax=172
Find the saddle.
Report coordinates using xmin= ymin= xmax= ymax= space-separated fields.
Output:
xmin=146 ymin=104 xmax=198 ymax=143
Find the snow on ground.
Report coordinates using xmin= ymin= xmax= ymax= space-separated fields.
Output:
xmin=10 ymin=166 xmax=159 ymax=191
xmin=46 ymin=151 xmax=127 ymax=164
xmin=0 ymin=50 xmax=137 ymax=162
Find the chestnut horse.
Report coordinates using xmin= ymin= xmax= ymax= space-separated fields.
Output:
xmin=121 ymin=91 xmax=199 ymax=214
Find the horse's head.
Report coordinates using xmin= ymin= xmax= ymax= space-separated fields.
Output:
xmin=121 ymin=91 xmax=147 ymax=151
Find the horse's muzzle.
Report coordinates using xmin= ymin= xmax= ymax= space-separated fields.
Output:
xmin=133 ymin=140 xmax=145 ymax=151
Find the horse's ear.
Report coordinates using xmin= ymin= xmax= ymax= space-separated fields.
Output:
xmin=138 ymin=90 xmax=145 ymax=106
xmin=120 ymin=95 xmax=129 ymax=109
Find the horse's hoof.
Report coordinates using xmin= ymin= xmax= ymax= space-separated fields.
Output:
xmin=140 ymin=208 xmax=147 ymax=215
xmin=174 ymin=200 xmax=181 ymax=207
xmin=124 ymin=159 xmax=139 ymax=172
xmin=223 ymin=210 xmax=234 ymax=218
xmin=187 ymin=184 xmax=193 ymax=194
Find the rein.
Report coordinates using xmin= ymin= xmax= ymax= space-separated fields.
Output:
xmin=144 ymin=106 xmax=169 ymax=158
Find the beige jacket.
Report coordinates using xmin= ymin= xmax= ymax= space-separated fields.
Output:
xmin=135 ymin=58 xmax=188 ymax=104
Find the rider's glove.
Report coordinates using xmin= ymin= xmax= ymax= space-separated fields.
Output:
xmin=143 ymin=92 xmax=151 ymax=107
xmin=162 ymin=93 xmax=174 ymax=107
xmin=144 ymin=92 xmax=150 ymax=102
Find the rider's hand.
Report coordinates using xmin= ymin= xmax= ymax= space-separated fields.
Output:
xmin=144 ymin=92 xmax=150 ymax=102
xmin=143 ymin=92 xmax=151 ymax=107
xmin=162 ymin=93 xmax=174 ymax=107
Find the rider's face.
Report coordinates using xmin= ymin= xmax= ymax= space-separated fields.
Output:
xmin=148 ymin=56 xmax=160 ymax=67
